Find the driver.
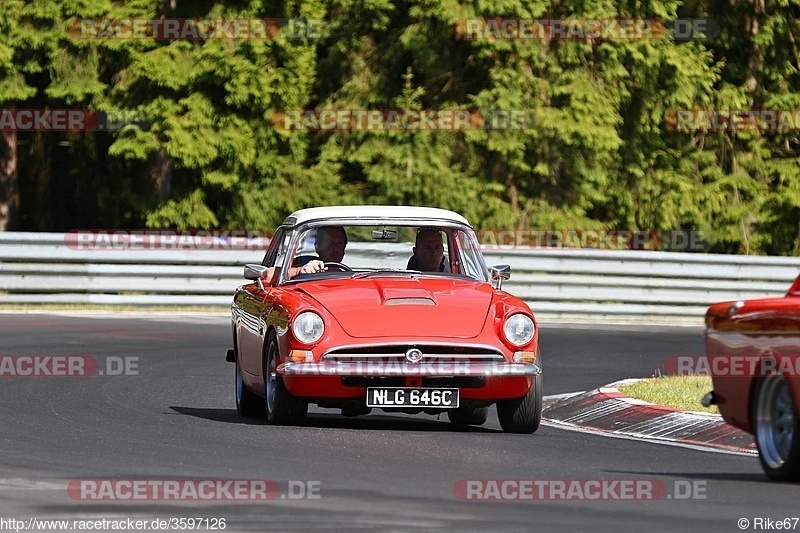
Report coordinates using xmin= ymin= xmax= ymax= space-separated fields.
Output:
xmin=261 ymin=226 xmax=348 ymax=284
xmin=295 ymin=226 xmax=348 ymax=274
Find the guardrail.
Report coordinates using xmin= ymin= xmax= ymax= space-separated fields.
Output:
xmin=2 ymin=232 xmax=799 ymax=322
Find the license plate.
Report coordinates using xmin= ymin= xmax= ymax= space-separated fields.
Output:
xmin=366 ymin=388 xmax=459 ymax=408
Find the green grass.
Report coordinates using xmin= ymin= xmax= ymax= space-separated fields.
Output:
xmin=618 ymin=375 xmax=720 ymax=414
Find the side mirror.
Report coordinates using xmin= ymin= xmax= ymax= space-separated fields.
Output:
xmin=490 ymin=264 xmax=511 ymax=289
xmin=244 ymin=264 xmax=268 ymax=280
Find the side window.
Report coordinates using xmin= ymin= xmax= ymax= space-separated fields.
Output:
xmin=292 ymin=228 xmax=318 ymax=260
xmin=261 ymin=227 xmax=289 ymax=267
xmin=455 ymin=229 xmax=485 ymax=279
xmin=274 ymin=232 xmax=292 ymax=270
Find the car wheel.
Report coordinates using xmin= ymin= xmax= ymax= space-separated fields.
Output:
xmin=753 ymin=376 xmax=800 ymax=481
xmin=497 ymin=373 xmax=542 ymax=434
xmin=448 ymin=406 xmax=489 ymax=426
xmin=265 ymin=332 xmax=308 ymax=426
xmin=235 ymin=353 xmax=265 ymax=417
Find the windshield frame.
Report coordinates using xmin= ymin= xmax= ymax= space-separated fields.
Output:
xmin=276 ymin=218 xmax=490 ymax=285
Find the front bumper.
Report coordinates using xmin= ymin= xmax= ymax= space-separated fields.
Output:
xmin=277 ymin=361 xmax=541 ymax=377
xmin=278 ymin=361 xmax=540 ymax=400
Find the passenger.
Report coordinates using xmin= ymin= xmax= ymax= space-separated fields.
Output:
xmin=407 ymin=227 xmax=447 ymax=272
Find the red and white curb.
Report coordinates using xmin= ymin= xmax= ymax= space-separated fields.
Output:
xmin=542 ymin=379 xmax=756 ymax=456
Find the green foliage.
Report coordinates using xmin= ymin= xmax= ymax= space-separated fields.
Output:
xmin=2 ymin=0 xmax=800 ymax=255
xmin=145 ymin=189 xmax=218 ymax=229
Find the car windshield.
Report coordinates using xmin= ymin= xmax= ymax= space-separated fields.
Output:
xmin=282 ymin=223 xmax=489 ymax=282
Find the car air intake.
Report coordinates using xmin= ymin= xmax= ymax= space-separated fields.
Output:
xmin=384 ymin=297 xmax=435 ymax=306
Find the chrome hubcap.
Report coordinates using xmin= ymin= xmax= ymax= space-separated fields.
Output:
xmin=757 ymin=378 xmax=796 ymax=469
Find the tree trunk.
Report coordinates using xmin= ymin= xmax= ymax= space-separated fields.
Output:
xmin=150 ymin=149 xmax=173 ymax=201
xmin=745 ymin=0 xmax=765 ymax=98
xmin=0 ymin=130 xmax=18 ymax=231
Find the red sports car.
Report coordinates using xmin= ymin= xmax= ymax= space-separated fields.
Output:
xmin=226 ymin=206 xmax=542 ymax=433
xmin=704 ymin=275 xmax=800 ymax=480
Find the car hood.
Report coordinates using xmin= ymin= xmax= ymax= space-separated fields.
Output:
xmin=297 ymin=277 xmax=494 ymax=338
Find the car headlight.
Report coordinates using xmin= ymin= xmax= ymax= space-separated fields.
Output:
xmin=292 ymin=312 xmax=325 ymax=344
xmin=503 ymin=314 xmax=535 ymax=347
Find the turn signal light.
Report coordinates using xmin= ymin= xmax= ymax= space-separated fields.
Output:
xmin=513 ymin=351 xmax=537 ymax=363
xmin=289 ymin=350 xmax=314 ymax=363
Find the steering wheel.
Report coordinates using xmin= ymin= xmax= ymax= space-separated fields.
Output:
xmin=324 ymin=262 xmax=352 ymax=272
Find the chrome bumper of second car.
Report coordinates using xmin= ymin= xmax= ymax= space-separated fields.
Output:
xmin=278 ymin=361 xmax=541 ymax=377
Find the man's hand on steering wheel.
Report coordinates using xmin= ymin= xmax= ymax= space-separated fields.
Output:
xmin=297 ymin=260 xmax=352 ymax=275
xmin=323 ymin=262 xmax=352 ymax=272
xmin=298 ymin=260 xmax=326 ymax=274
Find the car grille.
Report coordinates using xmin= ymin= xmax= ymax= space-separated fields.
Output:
xmin=341 ymin=376 xmax=406 ymax=387
xmin=322 ymin=344 xmax=505 ymax=364
xmin=341 ymin=376 xmax=486 ymax=388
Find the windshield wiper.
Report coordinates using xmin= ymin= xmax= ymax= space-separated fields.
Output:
xmin=352 ymin=269 xmax=422 ymax=279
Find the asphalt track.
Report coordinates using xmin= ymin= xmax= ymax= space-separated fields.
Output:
xmin=0 ymin=313 xmax=797 ymax=532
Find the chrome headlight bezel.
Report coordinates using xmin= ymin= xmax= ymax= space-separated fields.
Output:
xmin=292 ymin=311 xmax=325 ymax=344
xmin=503 ymin=313 xmax=535 ymax=347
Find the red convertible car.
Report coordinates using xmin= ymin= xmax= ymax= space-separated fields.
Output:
xmin=704 ymin=275 xmax=800 ymax=480
xmin=226 ymin=206 xmax=542 ymax=433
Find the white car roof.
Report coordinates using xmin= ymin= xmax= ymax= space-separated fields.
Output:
xmin=283 ymin=205 xmax=471 ymax=227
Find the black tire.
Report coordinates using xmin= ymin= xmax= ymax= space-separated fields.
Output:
xmin=265 ymin=332 xmax=308 ymax=426
xmin=753 ymin=377 xmax=800 ymax=481
xmin=448 ymin=406 xmax=489 ymax=426
xmin=497 ymin=373 xmax=542 ymax=434
xmin=235 ymin=353 xmax=266 ymax=417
